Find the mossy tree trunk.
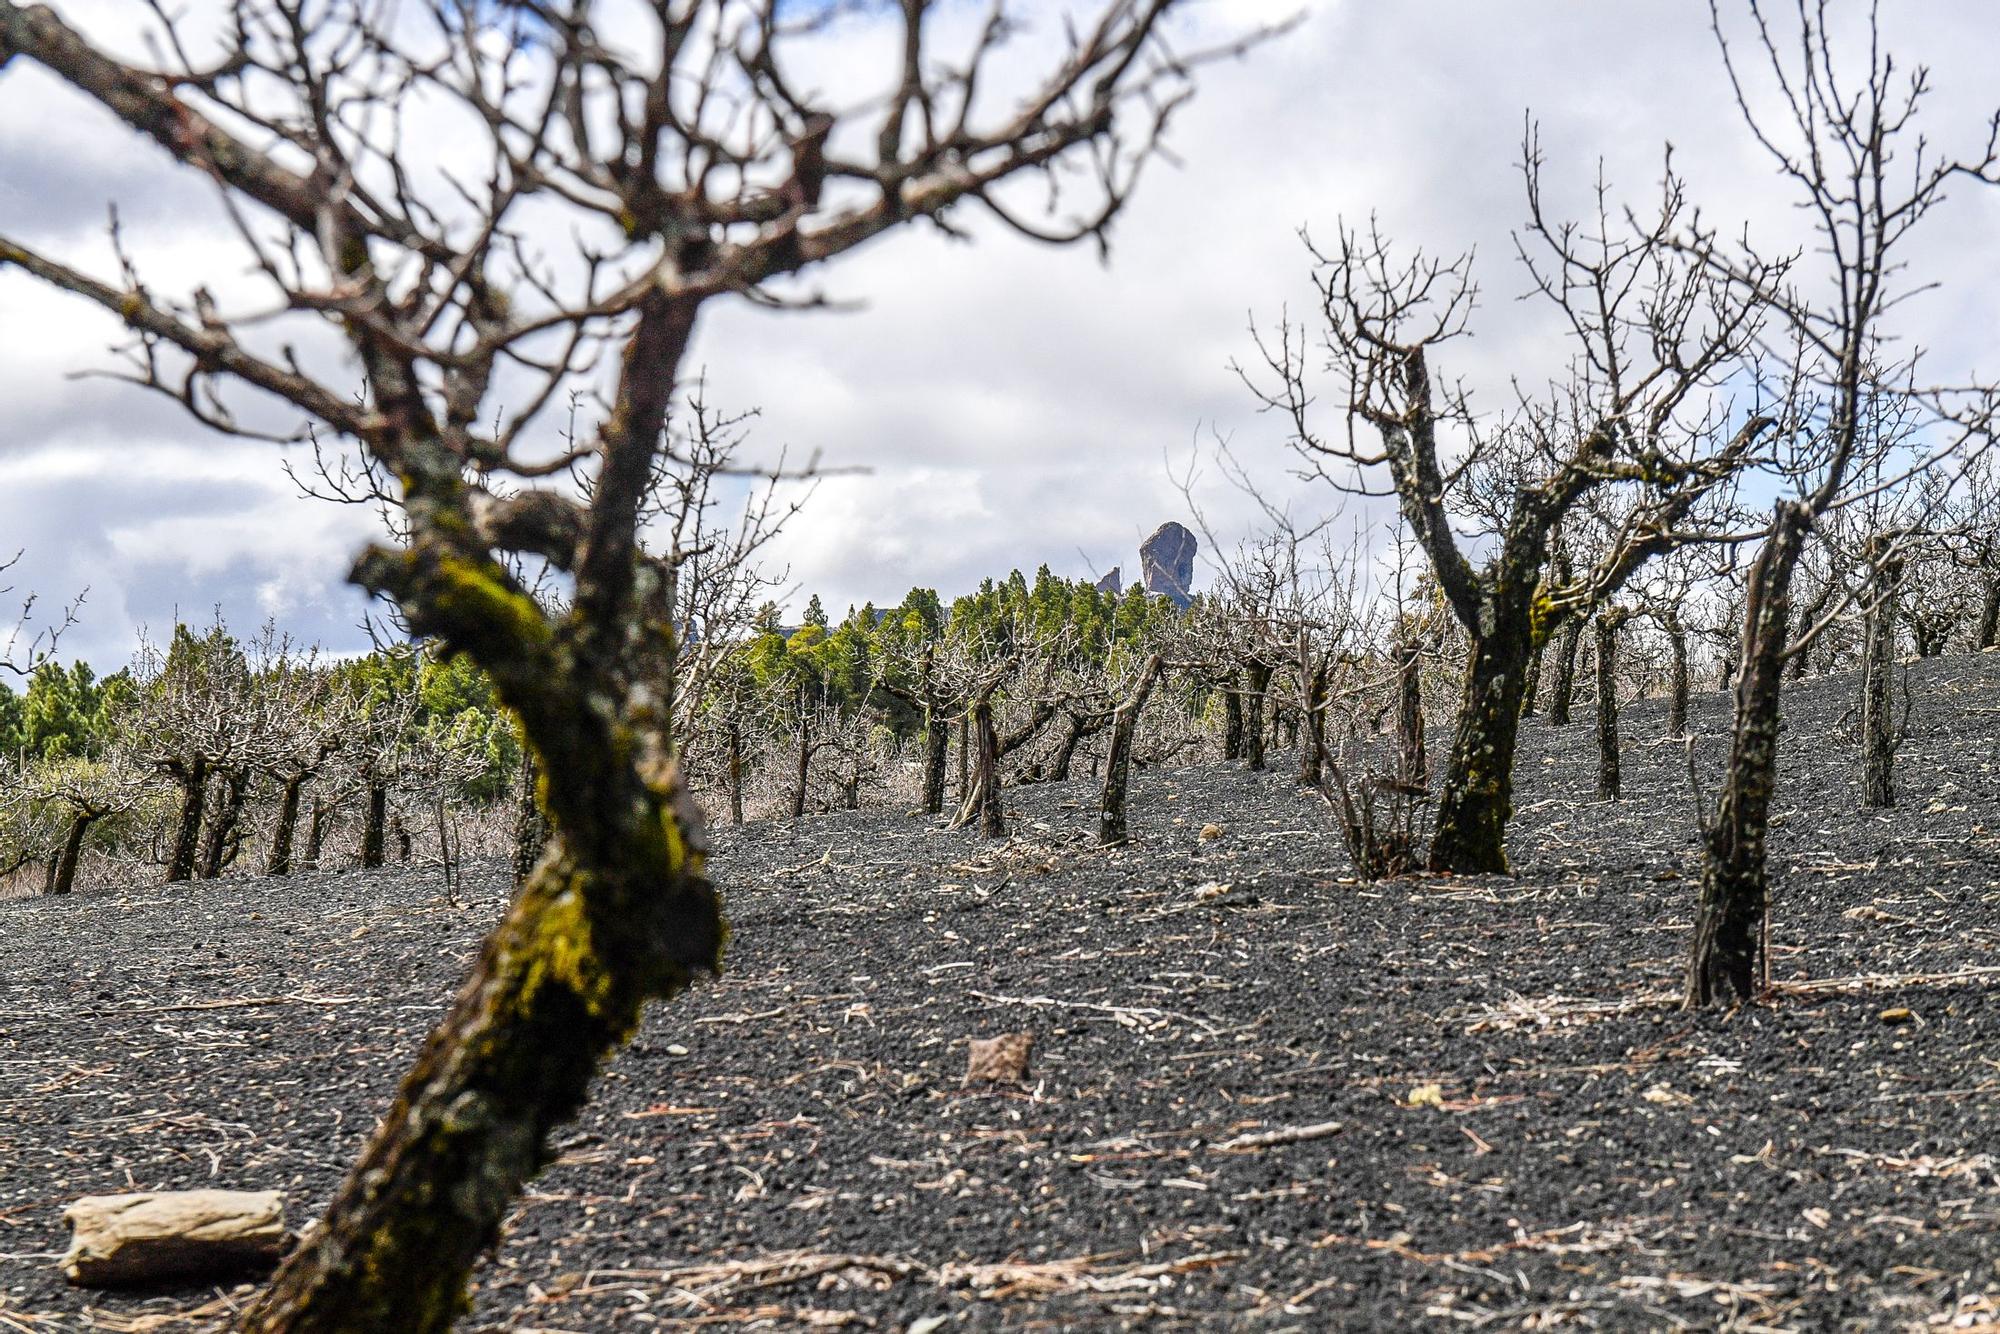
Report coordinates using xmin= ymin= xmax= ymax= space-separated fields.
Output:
xmin=1099 ymin=655 xmax=1165 ymax=845
xmin=243 ymin=295 xmax=724 ymax=1333
xmin=512 ymin=751 xmax=551 ymax=888
xmin=1427 ymin=610 xmax=1536 ymax=875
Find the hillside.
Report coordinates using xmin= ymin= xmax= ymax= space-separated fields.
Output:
xmin=3 ymin=656 xmax=1998 ymax=1331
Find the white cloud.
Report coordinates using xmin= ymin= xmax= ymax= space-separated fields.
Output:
xmin=4 ymin=2 xmax=1999 ymax=659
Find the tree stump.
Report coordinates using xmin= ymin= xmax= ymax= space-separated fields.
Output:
xmin=62 ymin=1190 xmax=287 ymax=1287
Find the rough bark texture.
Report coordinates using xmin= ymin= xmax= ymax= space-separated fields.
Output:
xmin=1687 ymin=507 xmax=1809 ymax=1008
xmin=1396 ymin=639 xmax=1427 ymax=788
xmin=920 ymin=709 xmax=948 ymax=816
xmin=1048 ymin=714 xmax=1086 ymax=784
xmin=1099 ymin=655 xmax=1165 ymax=846
xmin=1298 ymin=661 xmax=1329 ymax=787
xmin=1521 ymin=640 xmax=1545 ymax=718
xmin=1241 ymin=662 xmax=1271 ymax=772
xmin=1594 ymin=610 xmax=1627 ymax=801
xmin=1221 ymin=678 xmax=1244 ymax=762
xmin=726 ymin=724 xmax=746 ymax=826
xmin=267 ymin=776 xmax=305 ymax=878
xmin=1546 ymin=618 xmax=1584 ymax=726
xmin=361 ymin=780 xmax=389 ymax=871
xmin=199 ymin=768 xmax=248 ymax=881
xmin=303 ymin=798 xmax=333 ymax=871
xmin=1978 ymin=579 xmax=2000 ymax=651
xmin=1428 ymin=616 xmax=1536 ymax=875
xmin=164 ymin=754 xmax=207 ymax=885
xmin=956 ymin=715 xmax=970 ymax=804
xmin=1859 ymin=550 xmax=1902 ymax=809
xmin=1665 ymin=614 xmax=1690 ymax=739
xmin=511 ymin=753 xmax=550 ymax=889
xmin=971 ymin=696 xmax=1005 ymax=839
xmin=51 ymin=811 xmax=96 ymax=897
xmin=239 ymin=810 xmax=719 ymax=1330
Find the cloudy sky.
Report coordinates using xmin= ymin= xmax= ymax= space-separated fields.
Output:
xmin=3 ymin=1 xmax=1999 ymax=666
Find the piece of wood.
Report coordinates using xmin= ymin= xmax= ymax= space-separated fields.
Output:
xmin=1210 ymin=1121 xmax=1344 ymax=1153
xmin=62 ymin=1190 xmax=287 ymax=1287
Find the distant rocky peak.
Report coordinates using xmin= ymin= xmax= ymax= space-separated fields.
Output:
xmin=1141 ymin=522 xmax=1197 ymax=609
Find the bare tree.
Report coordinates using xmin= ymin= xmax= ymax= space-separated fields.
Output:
xmin=0 ymin=2 xmax=1269 ymax=1323
xmin=1244 ymin=138 xmax=1774 ymax=874
xmin=1685 ymin=0 xmax=2000 ymax=1007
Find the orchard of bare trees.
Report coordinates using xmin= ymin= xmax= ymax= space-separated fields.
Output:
xmin=4 ymin=1 xmax=2000 ymax=1330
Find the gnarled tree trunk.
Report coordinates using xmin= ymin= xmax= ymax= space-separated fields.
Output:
xmin=267 ymin=774 xmax=306 ymax=877
xmin=970 ymin=694 xmax=1005 ymax=838
xmin=199 ymin=767 xmax=249 ymax=880
xmin=920 ymin=707 xmax=948 ymax=814
xmin=1545 ymin=618 xmax=1584 ymax=726
xmin=50 ymin=809 xmax=98 ymax=897
xmin=1241 ymin=661 xmax=1272 ymax=772
xmin=1428 ymin=609 xmax=1535 ymax=875
xmin=1099 ymin=655 xmax=1165 ymax=845
xmin=164 ymin=753 xmax=207 ymax=885
xmin=1687 ymin=506 xmax=1809 ymax=1008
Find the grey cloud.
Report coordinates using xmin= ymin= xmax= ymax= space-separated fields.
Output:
xmin=4 ymin=3 xmax=1999 ymax=648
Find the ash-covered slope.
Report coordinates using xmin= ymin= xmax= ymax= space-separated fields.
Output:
xmin=3 ymin=656 xmax=1998 ymax=1330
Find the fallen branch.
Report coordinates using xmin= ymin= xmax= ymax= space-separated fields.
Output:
xmin=1211 ymin=1121 xmax=1345 ymax=1153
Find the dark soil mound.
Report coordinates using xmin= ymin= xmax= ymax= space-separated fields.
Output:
xmin=4 ymin=656 xmax=1998 ymax=1330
